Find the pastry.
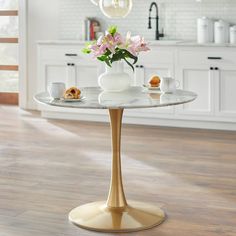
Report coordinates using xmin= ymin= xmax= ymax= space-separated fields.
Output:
xmin=149 ymin=76 xmax=161 ymax=87
xmin=64 ymin=92 xmax=74 ymax=99
xmin=64 ymin=87 xmax=81 ymax=99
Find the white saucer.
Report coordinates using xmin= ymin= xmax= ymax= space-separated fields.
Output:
xmin=143 ymin=84 xmax=160 ymax=91
xmin=60 ymin=95 xmax=86 ymax=102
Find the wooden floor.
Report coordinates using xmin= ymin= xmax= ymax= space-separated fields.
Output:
xmin=1 ymin=106 xmax=236 ymax=236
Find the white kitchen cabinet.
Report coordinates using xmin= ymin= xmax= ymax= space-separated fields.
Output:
xmin=176 ymin=47 xmax=236 ymax=122
xmin=37 ymin=45 xmax=101 ymax=92
xmin=215 ymin=66 xmax=236 ymax=119
xmin=75 ymin=63 xmax=101 ymax=87
xmin=38 ymin=60 xmax=70 ymax=92
xmin=37 ymin=42 xmax=236 ymax=130
xmin=176 ymin=65 xmax=214 ymax=116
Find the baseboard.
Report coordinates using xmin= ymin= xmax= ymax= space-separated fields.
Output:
xmin=41 ymin=110 xmax=236 ymax=131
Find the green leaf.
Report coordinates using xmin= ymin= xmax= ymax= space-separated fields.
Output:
xmin=111 ymin=51 xmax=123 ymax=63
xmin=108 ymin=25 xmax=117 ymax=36
xmin=104 ymin=49 xmax=112 ymax=57
xmin=97 ymin=55 xmax=107 ymax=61
xmin=123 ymin=49 xmax=138 ymax=64
xmin=82 ymin=48 xmax=91 ymax=54
xmin=105 ymin=59 xmax=112 ymax=67
xmin=123 ymin=58 xmax=135 ymax=72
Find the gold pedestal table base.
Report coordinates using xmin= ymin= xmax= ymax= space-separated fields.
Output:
xmin=69 ymin=201 xmax=165 ymax=233
xmin=69 ymin=109 xmax=166 ymax=232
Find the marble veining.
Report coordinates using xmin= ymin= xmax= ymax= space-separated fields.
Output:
xmin=34 ymin=87 xmax=197 ymax=110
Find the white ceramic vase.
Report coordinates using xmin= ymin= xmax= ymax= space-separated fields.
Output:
xmin=98 ymin=61 xmax=132 ymax=92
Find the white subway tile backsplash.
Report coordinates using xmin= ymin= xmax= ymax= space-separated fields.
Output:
xmin=59 ymin=0 xmax=236 ymax=41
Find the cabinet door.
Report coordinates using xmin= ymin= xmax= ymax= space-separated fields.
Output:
xmin=38 ymin=60 xmax=72 ymax=92
xmin=75 ymin=63 xmax=101 ymax=87
xmin=215 ymin=68 xmax=236 ymax=118
xmin=177 ymin=66 xmax=214 ymax=116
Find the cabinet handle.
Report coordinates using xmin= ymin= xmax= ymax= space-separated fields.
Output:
xmin=215 ymin=67 xmax=219 ymax=70
xmin=207 ymin=57 xmax=222 ymax=60
xmin=140 ymin=65 xmax=144 ymax=68
xmin=65 ymin=53 xmax=78 ymax=57
xmin=210 ymin=67 xmax=214 ymax=70
xmin=135 ymin=65 xmax=140 ymax=68
xmin=67 ymin=63 xmax=75 ymax=66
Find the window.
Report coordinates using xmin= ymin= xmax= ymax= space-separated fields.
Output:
xmin=0 ymin=0 xmax=18 ymax=105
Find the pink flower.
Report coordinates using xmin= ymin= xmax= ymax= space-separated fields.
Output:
xmin=89 ymin=43 xmax=107 ymax=58
xmin=118 ymin=32 xmax=150 ymax=56
xmin=97 ymin=35 xmax=104 ymax=46
xmin=95 ymin=44 xmax=108 ymax=57
xmin=83 ymin=26 xmax=150 ymax=68
xmin=128 ymin=35 xmax=150 ymax=56
xmin=114 ymin=33 xmax=123 ymax=45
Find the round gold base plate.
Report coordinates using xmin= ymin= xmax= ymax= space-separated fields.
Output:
xmin=69 ymin=201 xmax=165 ymax=233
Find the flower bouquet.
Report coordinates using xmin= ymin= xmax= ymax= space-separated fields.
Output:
xmin=83 ymin=26 xmax=150 ymax=71
xmin=83 ymin=26 xmax=149 ymax=91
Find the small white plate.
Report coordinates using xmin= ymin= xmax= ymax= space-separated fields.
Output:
xmin=60 ymin=95 xmax=86 ymax=102
xmin=143 ymin=84 xmax=160 ymax=90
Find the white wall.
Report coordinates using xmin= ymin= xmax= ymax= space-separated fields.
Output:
xmin=59 ymin=0 xmax=236 ymax=41
xmin=26 ymin=0 xmax=60 ymax=109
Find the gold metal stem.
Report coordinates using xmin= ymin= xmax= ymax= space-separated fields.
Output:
xmin=68 ymin=108 xmax=165 ymax=232
xmin=106 ymin=109 xmax=127 ymax=209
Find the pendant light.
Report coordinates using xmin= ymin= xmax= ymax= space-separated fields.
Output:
xmin=90 ymin=0 xmax=99 ymax=6
xmin=99 ymin=0 xmax=133 ymax=18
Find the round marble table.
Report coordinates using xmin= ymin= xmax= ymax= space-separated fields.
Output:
xmin=35 ymin=87 xmax=197 ymax=233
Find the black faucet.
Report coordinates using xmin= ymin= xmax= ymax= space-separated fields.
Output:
xmin=148 ymin=2 xmax=164 ymax=40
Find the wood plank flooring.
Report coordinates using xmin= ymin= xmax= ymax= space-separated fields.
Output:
xmin=0 ymin=106 xmax=236 ymax=236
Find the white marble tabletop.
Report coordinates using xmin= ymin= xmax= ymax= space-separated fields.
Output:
xmin=34 ymin=87 xmax=197 ymax=110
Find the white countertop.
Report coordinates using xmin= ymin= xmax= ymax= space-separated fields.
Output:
xmin=37 ymin=39 xmax=236 ymax=47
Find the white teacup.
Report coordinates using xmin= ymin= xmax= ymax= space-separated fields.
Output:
xmin=160 ymin=77 xmax=180 ymax=94
xmin=48 ymin=82 xmax=65 ymax=99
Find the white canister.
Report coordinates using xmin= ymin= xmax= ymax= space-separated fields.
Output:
xmin=230 ymin=26 xmax=236 ymax=44
xmin=214 ymin=20 xmax=230 ymax=44
xmin=197 ymin=17 xmax=214 ymax=44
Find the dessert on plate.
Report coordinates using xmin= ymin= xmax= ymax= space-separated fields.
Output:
xmin=149 ymin=75 xmax=161 ymax=87
xmin=64 ymin=87 xmax=81 ymax=99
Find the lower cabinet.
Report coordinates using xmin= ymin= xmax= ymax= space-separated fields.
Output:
xmin=215 ymin=67 xmax=236 ymax=119
xmin=176 ymin=65 xmax=214 ymax=117
xmin=75 ymin=63 xmax=101 ymax=88
xmin=37 ymin=43 xmax=236 ymax=129
xmin=38 ymin=60 xmax=69 ymax=92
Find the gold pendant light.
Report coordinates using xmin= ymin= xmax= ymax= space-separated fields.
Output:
xmin=99 ymin=0 xmax=133 ymax=18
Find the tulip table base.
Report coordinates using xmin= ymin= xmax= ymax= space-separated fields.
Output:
xmin=69 ymin=201 xmax=165 ymax=233
xmin=68 ymin=109 xmax=166 ymax=232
